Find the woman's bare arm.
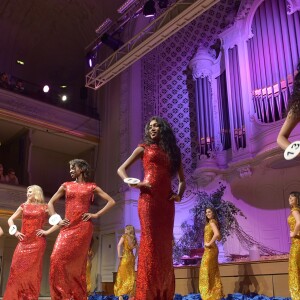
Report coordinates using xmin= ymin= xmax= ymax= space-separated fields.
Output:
xmin=82 ymin=186 xmax=115 ymax=221
xmin=277 ymin=111 xmax=300 ymax=150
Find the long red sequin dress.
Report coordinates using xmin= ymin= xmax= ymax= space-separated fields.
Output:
xmin=50 ymin=181 xmax=96 ymax=300
xmin=135 ymin=144 xmax=175 ymax=300
xmin=3 ymin=203 xmax=48 ymax=300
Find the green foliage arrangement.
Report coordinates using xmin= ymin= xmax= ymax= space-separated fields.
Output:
xmin=173 ymin=184 xmax=246 ymax=263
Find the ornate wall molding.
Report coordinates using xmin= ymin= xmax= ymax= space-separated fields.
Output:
xmin=189 ymin=46 xmax=214 ymax=81
xmin=0 ymin=89 xmax=99 ymax=142
xmin=286 ymin=0 xmax=300 ymax=14
xmin=237 ymin=165 xmax=252 ymax=178
xmin=236 ymin=0 xmax=255 ymax=21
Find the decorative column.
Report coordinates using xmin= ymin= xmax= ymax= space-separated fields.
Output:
xmin=189 ymin=46 xmax=220 ymax=186
xmin=189 ymin=46 xmax=216 ymax=160
xmin=219 ymin=4 xmax=254 ymax=158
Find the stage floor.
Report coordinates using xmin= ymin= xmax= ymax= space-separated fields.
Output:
xmin=175 ymin=258 xmax=289 ymax=297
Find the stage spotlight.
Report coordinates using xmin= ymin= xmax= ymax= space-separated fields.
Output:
xmin=100 ymin=33 xmax=124 ymax=51
xmin=86 ymin=51 xmax=96 ymax=68
xmin=61 ymin=95 xmax=68 ymax=102
xmin=143 ymin=0 xmax=156 ymax=17
xmin=158 ymin=0 xmax=168 ymax=8
xmin=43 ymin=85 xmax=50 ymax=93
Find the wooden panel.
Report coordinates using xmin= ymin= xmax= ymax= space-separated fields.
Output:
xmin=101 ymin=282 xmax=114 ymax=295
xmin=175 ymin=267 xmax=199 ymax=278
xmin=273 ymin=274 xmax=289 ymax=297
xmin=175 ymin=278 xmax=198 ymax=295
xmin=220 ymin=261 xmax=288 ymax=276
xmin=174 ymin=259 xmax=289 ymax=297
xmin=222 ymin=275 xmax=274 ymax=296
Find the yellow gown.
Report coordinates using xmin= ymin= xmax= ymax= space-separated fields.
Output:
xmin=114 ymin=234 xmax=136 ymax=296
xmin=86 ymin=249 xmax=94 ymax=294
xmin=288 ymin=207 xmax=300 ymax=300
xmin=199 ymin=219 xmax=224 ymax=300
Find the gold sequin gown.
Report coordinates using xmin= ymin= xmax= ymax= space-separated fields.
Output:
xmin=288 ymin=207 xmax=300 ymax=300
xmin=86 ymin=249 xmax=94 ymax=294
xmin=3 ymin=203 xmax=48 ymax=300
xmin=114 ymin=234 xmax=136 ymax=296
xmin=50 ymin=181 xmax=96 ymax=300
xmin=199 ymin=219 xmax=224 ymax=300
xmin=135 ymin=143 xmax=175 ymax=300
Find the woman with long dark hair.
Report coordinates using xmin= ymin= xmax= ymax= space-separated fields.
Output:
xmin=118 ymin=116 xmax=186 ymax=299
xmin=48 ymin=159 xmax=115 ymax=300
xmin=199 ymin=207 xmax=224 ymax=300
xmin=287 ymin=191 xmax=300 ymax=299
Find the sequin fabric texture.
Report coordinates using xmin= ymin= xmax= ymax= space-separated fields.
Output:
xmin=114 ymin=234 xmax=136 ymax=296
xmin=3 ymin=203 xmax=48 ymax=300
xmin=86 ymin=249 xmax=94 ymax=294
xmin=135 ymin=144 xmax=175 ymax=300
xmin=288 ymin=207 xmax=300 ymax=300
xmin=199 ymin=219 xmax=224 ymax=300
xmin=50 ymin=181 xmax=96 ymax=300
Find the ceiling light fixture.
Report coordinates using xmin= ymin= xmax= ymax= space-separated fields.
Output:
xmin=16 ymin=60 xmax=25 ymax=65
xmin=143 ymin=0 xmax=156 ymax=17
xmin=43 ymin=85 xmax=50 ymax=93
xmin=86 ymin=51 xmax=97 ymax=68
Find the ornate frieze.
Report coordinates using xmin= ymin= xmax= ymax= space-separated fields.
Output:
xmin=189 ymin=46 xmax=214 ymax=81
xmin=286 ymin=0 xmax=300 ymax=14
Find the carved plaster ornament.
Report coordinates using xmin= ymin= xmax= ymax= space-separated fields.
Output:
xmin=189 ymin=45 xmax=214 ymax=81
xmin=286 ymin=0 xmax=300 ymax=14
xmin=237 ymin=165 xmax=252 ymax=178
xmin=235 ymin=0 xmax=255 ymax=21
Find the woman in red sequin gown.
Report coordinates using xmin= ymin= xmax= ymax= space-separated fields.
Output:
xmin=48 ymin=159 xmax=115 ymax=300
xmin=4 ymin=185 xmax=58 ymax=300
xmin=118 ymin=117 xmax=186 ymax=300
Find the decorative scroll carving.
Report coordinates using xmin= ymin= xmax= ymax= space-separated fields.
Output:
xmin=235 ymin=0 xmax=255 ymax=20
xmin=237 ymin=165 xmax=252 ymax=178
xmin=189 ymin=46 xmax=214 ymax=81
xmin=286 ymin=0 xmax=300 ymax=14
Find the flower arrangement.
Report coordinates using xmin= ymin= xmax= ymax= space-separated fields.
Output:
xmin=174 ymin=184 xmax=245 ymax=263
xmin=191 ymin=184 xmax=246 ymax=243
xmin=173 ymin=183 xmax=284 ymax=264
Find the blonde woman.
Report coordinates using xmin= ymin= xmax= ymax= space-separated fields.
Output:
xmin=3 ymin=185 xmax=59 ymax=300
xmin=287 ymin=192 xmax=300 ymax=300
xmin=114 ymin=225 xmax=139 ymax=298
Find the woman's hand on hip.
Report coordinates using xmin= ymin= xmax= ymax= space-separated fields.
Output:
xmin=15 ymin=231 xmax=25 ymax=241
xmin=129 ymin=181 xmax=151 ymax=189
xmin=82 ymin=213 xmax=97 ymax=221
